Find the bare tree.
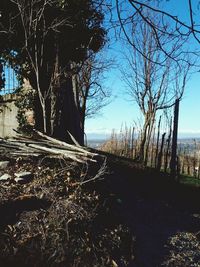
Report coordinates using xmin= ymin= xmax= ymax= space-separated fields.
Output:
xmin=121 ymin=15 xmax=190 ymax=162
xmin=116 ymin=0 xmax=200 ymax=64
xmin=71 ymin=52 xmax=111 ymax=141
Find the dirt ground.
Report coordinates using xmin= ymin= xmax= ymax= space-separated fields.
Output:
xmin=0 ymin=151 xmax=199 ymax=267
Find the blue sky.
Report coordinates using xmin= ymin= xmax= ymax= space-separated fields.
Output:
xmin=85 ymin=0 xmax=200 ymax=139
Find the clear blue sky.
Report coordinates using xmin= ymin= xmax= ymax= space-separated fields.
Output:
xmin=85 ymin=0 xmax=200 ymax=139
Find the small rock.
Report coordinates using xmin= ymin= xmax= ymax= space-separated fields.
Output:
xmin=0 ymin=173 xmax=11 ymax=181
xmin=14 ymin=177 xmax=27 ymax=184
xmin=15 ymin=171 xmax=33 ymax=180
xmin=14 ymin=172 xmax=33 ymax=184
xmin=0 ymin=161 xmax=9 ymax=169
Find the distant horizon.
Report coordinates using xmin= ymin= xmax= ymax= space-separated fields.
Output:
xmin=86 ymin=132 xmax=200 ymax=141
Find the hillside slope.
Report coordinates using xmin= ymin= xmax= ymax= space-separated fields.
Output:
xmin=0 ymin=148 xmax=199 ymax=267
xmin=96 ymin=152 xmax=200 ymax=267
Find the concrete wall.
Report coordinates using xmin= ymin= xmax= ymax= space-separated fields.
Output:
xmin=0 ymin=94 xmax=19 ymax=138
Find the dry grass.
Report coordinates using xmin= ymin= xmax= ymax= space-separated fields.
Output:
xmin=100 ymin=126 xmax=200 ymax=178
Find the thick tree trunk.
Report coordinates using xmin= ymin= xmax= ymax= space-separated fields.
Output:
xmin=33 ymin=92 xmax=44 ymax=132
xmin=32 ymin=74 xmax=84 ymax=145
xmin=53 ymin=76 xmax=84 ymax=145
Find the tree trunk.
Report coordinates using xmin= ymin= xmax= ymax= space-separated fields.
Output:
xmin=144 ymin=115 xmax=155 ymax=166
xmin=53 ymin=76 xmax=84 ymax=145
xmin=139 ymin=121 xmax=149 ymax=162
xmin=157 ymin=132 xmax=166 ymax=171
xmin=33 ymin=92 xmax=44 ymax=132
xmin=164 ymin=118 xmax=172 ymax=173
xmin=155 ymin=115 xmax=162 ymax=168
xmin=170 ymin=99 xmax=179 ymax=179
xmin=150 ymin=124 xmax=156 ymax=167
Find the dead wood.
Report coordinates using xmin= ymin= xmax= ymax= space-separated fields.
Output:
xmin=0 ymin=132 xmax=99 ymax=164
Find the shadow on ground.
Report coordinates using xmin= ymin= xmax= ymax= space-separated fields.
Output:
xmin=91 ymin=151 xmax=200 ymax=267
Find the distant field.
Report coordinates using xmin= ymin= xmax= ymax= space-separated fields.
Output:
xmin=87 ymin=137 xmax=200 ymax=153
xmin=87 ymin=139 xmax=106 ymax=149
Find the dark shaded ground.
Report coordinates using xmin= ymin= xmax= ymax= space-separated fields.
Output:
xmin=92 ymin=152 xmax=200 ymax=267
xmin=0 ymin=150 xmax=200 ymax=266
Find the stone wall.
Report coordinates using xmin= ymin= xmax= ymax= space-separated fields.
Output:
xmin=0 ymin=94 xmax=19 ymax=138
